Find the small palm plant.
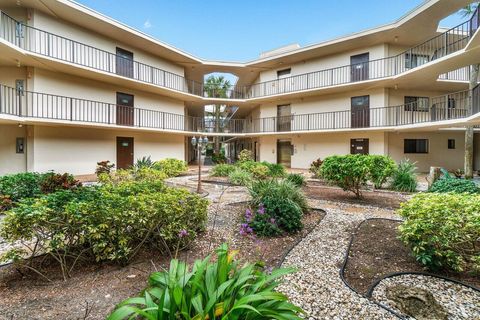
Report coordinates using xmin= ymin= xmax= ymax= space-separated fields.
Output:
xmin=108 ymin=243 xmax=304 ymax=320
xmin=134 ymin=156 xmax=154 ymax=170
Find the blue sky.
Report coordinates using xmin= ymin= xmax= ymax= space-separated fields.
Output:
xmin=75 ymin=0 xmax=466 ymax=62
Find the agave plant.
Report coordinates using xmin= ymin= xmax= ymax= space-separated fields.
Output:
xmin=108 ymin=243 xmax=303 ymax=320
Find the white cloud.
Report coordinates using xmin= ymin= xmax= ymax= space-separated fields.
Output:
xmin=143 ymin=19 xmax=152 ymax=29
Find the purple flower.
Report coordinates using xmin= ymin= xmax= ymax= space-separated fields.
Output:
xmin=239 ymin=223 xmax=254 ymax=237
xmin=178 ymin=229 xmax=188 ymax=238
xmin=245 ymin=209 xmax=253 ymax=222
xmin=257 ymin=204 xmax=265 ymax=215
xmin=270 ymin=218 xmax=276 ymax=224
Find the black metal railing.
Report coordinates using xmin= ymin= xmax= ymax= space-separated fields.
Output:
xmin=1 ymin=84 xmax=478 ymax=134
xmin=0 ymin=6 xmax=478 ymax=100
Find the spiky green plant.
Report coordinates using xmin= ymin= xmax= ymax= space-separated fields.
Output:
xmin=107 ymin=243 xmax=304 ymax=320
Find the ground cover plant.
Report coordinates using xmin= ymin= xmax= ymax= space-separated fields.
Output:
xmin=429 ymin=177 xmax=479 ymax=194
xmin=398 ymin=193 xmax=480 ymax=273
xmin=0 ymin=168 xmax=208 ymax=280
xmin=108 ymin=243 xmax=304 ymax=320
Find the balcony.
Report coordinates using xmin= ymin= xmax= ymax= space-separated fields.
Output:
xmin=1 ymin=84 xmax=478 ymax=134
xmin=0 ymin=7 xmax=478 ymax=101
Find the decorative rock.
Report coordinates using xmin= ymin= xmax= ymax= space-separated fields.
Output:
xmin=385 ymin=285 xmax=448 ymax=320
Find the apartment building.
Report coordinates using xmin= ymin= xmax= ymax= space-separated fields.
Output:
xmin=0 ymin=0 xmax=479 ymax=175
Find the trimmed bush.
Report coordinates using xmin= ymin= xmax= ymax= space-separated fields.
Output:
xmin=228 ymin=168 xmax=253 ymax=186
xmin=286 ymin=173 xmax=306 ymax=187
xmin=0 ymin=172 xmax=44 ymax=202
xmin=0 ymin=179 xmax=208 ymax=279
xmin=429 ymin=178 xmax=479 ymax=194
xmin=210 ymin=164 xmax=236 ymax=177
xmin=108 ymin=243 xmax=304 ymax=320
xmin=391 ymin=159 xmax=418 ymax=192
xmin=368 ymin=155 xmax=397 ymax=188
xmin=248 ymin=179 xmax=308 ymax=236
xmin=398 ymin=193 xmax=480 ymax=272
xmin=318 ymin=154 xmax=371 ymax=198
xmin=152 ymin=158 xmax=187 ymax=177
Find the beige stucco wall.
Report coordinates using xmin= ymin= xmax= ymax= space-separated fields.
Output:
xmin=31 ymin=68 xmax=185 ymax=115
xmin=0 ymin=124 xmax=27 ymax=175
xmin=387 ymin=131 xmax=466 ymax=172
xmin=29 ymin=125 xmax=184 ymax=175
xmin=30 ymin=10 xmax=184 ymax=77
xmin=256 ymin=43 xmax=388 ymax=84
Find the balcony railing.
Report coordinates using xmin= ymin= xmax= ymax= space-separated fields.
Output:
xmin=1 ymin=84 xmax=478 ymax=134
xmin=0 ymin=6 xmax=478 ymax=100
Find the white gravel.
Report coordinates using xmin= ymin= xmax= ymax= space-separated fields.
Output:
xmin=371 ymin=274 xmax=480 ymax=320
xmin=277 ymin=204 xmax=400 ymax=319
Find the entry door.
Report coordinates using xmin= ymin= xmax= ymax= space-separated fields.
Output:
xmin=116 ymin=137 xmax=134 ymax=169
xmin=277 ymin=139 xmax=293 ymax=168
xmin=116 ymin=47 xmax=134 ymax=78
xmin=116 ymin=92 xmax=134 ymax=126
xmin=350 ymin=138 xmax=369 ymax=155
xmin=350 ymin=53 xmax=369 ymax=82
xmin=277 ymin=104 xmax=292 ymax=132
xmin=351 ymin=96 xmax=370 ymax=128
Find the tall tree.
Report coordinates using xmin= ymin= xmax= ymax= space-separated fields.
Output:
xmin=461 ymin=3 xmax=479 ymax=179
xmin=203 ymin=75 xmax=232 ymax=154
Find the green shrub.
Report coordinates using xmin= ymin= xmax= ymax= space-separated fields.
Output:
xmin=391 ymin=159 xmax=418 ymax=192
xmin=210 ymin=164 xmax=236 ymax=177
xmin=212 ymin=152 xmax=227 ymax=164
xmin=286 ymin=173 xmax=306 ymax=187
xmin=153 ymin=158 xmax=187 ymax=177
xmin=108 ymin=243 xmax=304 ymax=320
xmin=39 ymin=172 xmax=82 ymax=194
xmin=0 ymin=172 xmax=44 ymax=202
xmin=318 ymin=154 xmax=371 ymax=198
xmin=398 ymin=193 xmax=480 ymax=272
xmin=0 ymin=180 xmax=208 ymax=279
xmin=228 ymin=168 xmax=253 ymax=186
xmin=248 ymin=179 xmax=308 ymax=236
xmin=262 ymin=162 xmax=286 ymax=177
xmin=238 ymin=149 xmax=253 ymax=162
xmin=429 ymin=178 xmax=479 ymax=194
xmin=249 ymin=163 xmax=269 ymax=179
xmin=368 ymin=155 xmax=397 ymax=188
xmin=98 ymin=168 xmax=167 ymax=185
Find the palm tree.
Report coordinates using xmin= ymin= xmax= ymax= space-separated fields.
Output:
xmin=204 ymin=75 xmax=232 ymax=154
xmin=460 ymin=3 xmax=479 ymax=178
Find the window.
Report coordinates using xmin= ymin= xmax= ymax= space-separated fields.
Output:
xmin=16 ymin=137 xmax=24 ymax=154
xmin=405 ymin=53 xmax=429 ymax=69
xmin=404 ymin=96 xmax=429 ymax=112
xmin=276 ymin=68 xmax=291 ymax=78
xmin=448 ymin=139 xmax=455 ymax=149
xmin=404 ymin=139 xmax=428 ymax=154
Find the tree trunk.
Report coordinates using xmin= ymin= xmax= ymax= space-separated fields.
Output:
xmin=465 ymin=64 xmax=479 ymax=179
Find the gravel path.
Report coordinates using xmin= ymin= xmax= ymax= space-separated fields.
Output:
xmin=277 ymin=203 xmax=399 ymax=320
xmin=371 ymin=274 xmax=480 ymax=319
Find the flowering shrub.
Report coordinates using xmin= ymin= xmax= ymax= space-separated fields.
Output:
xmin=108 ymin=243 xmax=304 ymax=320
xmin=247 ymin=180 xmax=308 ymax=236
xmin=399 ymin=193 xmax=480 ymax=272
